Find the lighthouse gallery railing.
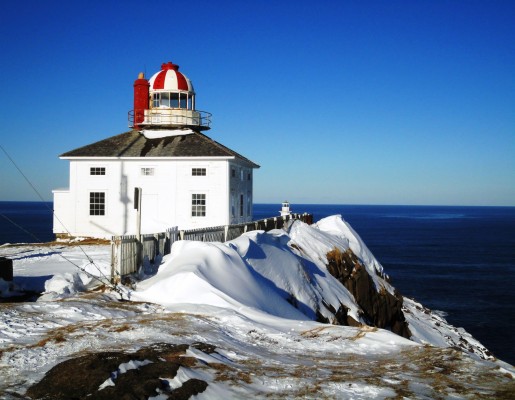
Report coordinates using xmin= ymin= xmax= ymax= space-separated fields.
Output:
xmin=128 ymin=109 xmax=212 ymax=129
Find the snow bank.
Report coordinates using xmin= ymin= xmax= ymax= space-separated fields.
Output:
xmin=132 ymin=215 xmax=499 ymax=361
xmin=313 ymin=216 xmax=392 ymax=293
xmin=38 ymin=272 xmax=89 ymax=301
xmin=134 ymin=215 xmax=391 ymax=325
xmin=134 ymin=240 xmax=307 ymax=320
xmin=229 ymin=228 xmax=361 ymax=322
xmin=0 ymin=244 xmax=111 ymax=300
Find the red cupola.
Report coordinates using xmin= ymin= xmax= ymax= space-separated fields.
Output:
xmin=129 ymin=60 xmax=211 ymax=131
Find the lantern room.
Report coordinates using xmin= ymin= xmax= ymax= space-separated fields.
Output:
xmin=129 ymin=61 xmax=211 ymax=131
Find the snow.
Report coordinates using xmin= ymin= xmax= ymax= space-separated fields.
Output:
xmin=0 ymin=216 xmax=514 ymax=398
xmin=141 ymin=128 xmax=195 ymax=139
xmin=99 ymin=359 xmax=154 ymax=390
xmin=313 ymin=215 xmax=393 ymax=293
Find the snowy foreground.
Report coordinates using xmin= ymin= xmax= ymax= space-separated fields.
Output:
xmin=1 ymin=216 xmax=514 ymax=399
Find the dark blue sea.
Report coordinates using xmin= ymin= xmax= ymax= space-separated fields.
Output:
xmin=1 ymin=202 xmax=514 ymax=365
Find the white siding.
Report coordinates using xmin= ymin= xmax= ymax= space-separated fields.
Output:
xmin=53 ymin=157 xmax=246 ymax=239
xmin=229 ymin=162 xmax=254 ymax=225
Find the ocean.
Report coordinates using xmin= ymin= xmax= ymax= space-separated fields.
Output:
xmin=1 ymin=202 xmax=514 ymax=365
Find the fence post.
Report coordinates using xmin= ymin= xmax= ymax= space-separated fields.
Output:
xmin=111 ymin=238 xmax=121 ymax=284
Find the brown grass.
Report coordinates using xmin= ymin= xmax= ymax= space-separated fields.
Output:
xmin=212 ymin=363 xmax=253 ymax=384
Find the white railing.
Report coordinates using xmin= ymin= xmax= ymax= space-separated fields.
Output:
xmin=128 ymin=109 xmax=211 ymax=130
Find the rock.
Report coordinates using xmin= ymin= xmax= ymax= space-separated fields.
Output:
xmin=326 ymin=247 xmax=411 ymax=338
xmin=26 ymin=343 xmax=208 ymax=400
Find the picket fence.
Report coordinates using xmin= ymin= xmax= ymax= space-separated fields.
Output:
xmin=110 ymin=213 xmax=312 ymax=281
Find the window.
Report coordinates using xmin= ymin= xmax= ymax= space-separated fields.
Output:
xmin=170 ymin=93 xmax=179 ymax=108
xmin=247 ymin=191 xmax=251 ymax=215
xmin=89 ymin=192 xmax=105 ymax=216
xmin=90 ymin=167 xmax=105 ymax=175
xmin=192 ymin=168 xmax=206 ymax=176
xmin=192 ymin=194 xmax=206 ymax=217
xmin=231 ymin=191 xmax=235 ymax=217
xmin=240 ymin=194 xmax=244 ymax=217
xmin=141 ymin=167 xmax=155 ymax=176
xmin=153 ymin=92 xmax=189 ymax=108
xmin=247 ymin=172 xmax=251 ymax=181
xmin=241 ymin=170 xmax=244 ymax=181
xmin=161 ymin=92 xmax=170 ymax=107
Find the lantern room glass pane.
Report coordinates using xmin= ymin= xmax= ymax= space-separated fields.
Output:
xmin=161 ymin=92 xmax=170 ymax=107
xmin=170 ymin=93 xmax=179 ymax=108
xmin=180 ymin=95 xmax=187 ymax=109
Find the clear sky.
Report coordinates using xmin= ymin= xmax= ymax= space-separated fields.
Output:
xmin=0 ymin=0 xmax=513 ymax=206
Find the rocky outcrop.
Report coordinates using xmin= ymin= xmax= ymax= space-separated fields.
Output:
xmin=325 ymin=247 xmax=411 ymax=338
xmin=26 ymin=342 xmax=210 ymax=400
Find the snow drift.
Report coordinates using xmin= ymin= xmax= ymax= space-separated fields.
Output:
xmin=133 ymin=215 xmax=492 ymax=360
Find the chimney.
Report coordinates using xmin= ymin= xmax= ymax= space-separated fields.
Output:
xmin=133 ymin=72 xmax=149 ymax=129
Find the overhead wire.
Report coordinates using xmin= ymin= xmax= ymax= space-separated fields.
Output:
xmin=0 ymin=144 xmax=127 ymax=299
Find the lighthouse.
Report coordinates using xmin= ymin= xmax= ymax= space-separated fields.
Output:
xmin=130 ymin=61 xmax=211 ymax=132
xmin=53 ymin=59 xmax=259 ymax=239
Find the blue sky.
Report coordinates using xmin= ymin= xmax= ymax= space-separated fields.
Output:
xmin=1 ymin=0 xmax=513 ymax=206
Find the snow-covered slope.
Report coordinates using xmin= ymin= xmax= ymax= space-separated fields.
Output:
xmin=132 ymin=215 xmax=496 ymax=361
xmin=1 ymin=216 xmax=513 ymax=399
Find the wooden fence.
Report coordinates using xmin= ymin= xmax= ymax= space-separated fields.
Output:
xmin=111 ymin=227 xmax=179 ymax=282
xmin=110 ymin=213 xmax=312 ymax=281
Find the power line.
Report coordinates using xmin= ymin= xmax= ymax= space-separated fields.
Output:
xmin=0 ymin=144 xmax=127 ymax=299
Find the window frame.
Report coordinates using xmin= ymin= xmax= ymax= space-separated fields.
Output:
xmin=90 ymin=167 xmax=106 ymax=176
xmin=89 ymin=191 xmax=106 ymax=216
xmin=141 ymin=167 xmax=155 ymax=176
xmin=191 ymin=193 xmax=206 ymax=217
xmin=231 ymin=191 xmax=235 ymax=218
xmin=152 ymin=91 xmax=193 ymax=109
xmin=192 ymin=167 xmax=207 ymax=176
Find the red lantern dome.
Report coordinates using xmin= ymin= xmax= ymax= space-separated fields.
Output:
xmin=149 ymin=62 xmax=194 ymax=92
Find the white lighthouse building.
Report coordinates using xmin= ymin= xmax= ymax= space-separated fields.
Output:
xmin=53 ymin=61 xmax=259 ymax=239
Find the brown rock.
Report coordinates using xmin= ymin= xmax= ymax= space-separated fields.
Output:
xmin=26 ymin=343 xmax=208 ymax=400
xmin=326 ymin=248 xmax=411 ymax=338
